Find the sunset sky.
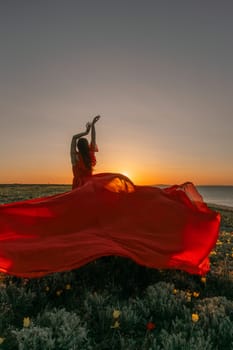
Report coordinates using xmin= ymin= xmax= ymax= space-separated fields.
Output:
xmin=1 ymin=1 xmax=233 ymax=185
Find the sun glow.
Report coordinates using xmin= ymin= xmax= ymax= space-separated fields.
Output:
xmin=121 ymin=171 xmax=130 ymax=178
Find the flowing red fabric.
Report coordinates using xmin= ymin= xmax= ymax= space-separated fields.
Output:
xmin=0 ymin=173 xmax=220 ymax=278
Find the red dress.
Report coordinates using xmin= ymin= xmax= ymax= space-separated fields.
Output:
xmin=0 ymin=174 xmax=220 ymax=278
xmin=72 ymin=144 xmax=97 ymax=189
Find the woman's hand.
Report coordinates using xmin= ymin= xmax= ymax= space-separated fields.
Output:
xmin=86 ymin=122 xmax=91 ymax=133
xmin=92 ymin=115 xmax=101 ymax=124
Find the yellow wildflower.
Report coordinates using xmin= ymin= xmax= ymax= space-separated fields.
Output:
xmin=23 ymin=317 xmax=31 ymax=328
xmin=111 ymin=320 xmax=120 ymax=329
xmin=186 ymin=291 xmax=192 ymax=302
xmin=201 ymin=276 xmax=206 ymax=284
xmin=210 ymin=251 xmax=217 ymax=256
xmin=193 ymin=291 xmax=200 ymax=298
xmin=191 ymin=313 xmax=199 ymax=323
xmin=113 ymin=309 xmax=121 ymax=319
xmin=56 ymin=290 xmax=63 ymax=296
xmin=0 ymin=337 xmax=5 ymax=344
xmin=173 ymin=289 xmax=178 ymax=295
xmin=65 ymin=284 xmax=71 ymax=290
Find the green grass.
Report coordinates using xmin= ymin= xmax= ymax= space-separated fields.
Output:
xmin=0 ymin=207 xmax=232 ymax=349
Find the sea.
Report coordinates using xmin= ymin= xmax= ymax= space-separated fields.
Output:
xmin=0 ymin=184 xmax=233 ymax=208
xmin=197 ymin=186 xmax=233 ymax=208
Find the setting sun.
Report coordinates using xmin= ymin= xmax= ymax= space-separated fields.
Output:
xmin=121 ymin=171 xmax=130 ymax=178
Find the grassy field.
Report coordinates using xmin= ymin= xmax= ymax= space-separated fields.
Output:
xmin=0 ymin=206 xmax=232 ymax=349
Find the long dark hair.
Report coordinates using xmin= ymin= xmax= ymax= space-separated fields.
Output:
xmin=77 ymin=138 xmax=92 ymax=170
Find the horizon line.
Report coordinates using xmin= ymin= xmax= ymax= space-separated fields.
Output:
xmin=0 ymin=183 xmax=233 ymax=187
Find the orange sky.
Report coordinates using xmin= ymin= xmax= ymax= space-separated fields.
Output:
xmin=0 ymin=2 xmax=233 ymax=185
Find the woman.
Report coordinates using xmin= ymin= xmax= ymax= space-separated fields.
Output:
xmin=0 ymin=119 xmax=220 ymax=278
xmin=71 ymin=115 xmax=100 ymax=189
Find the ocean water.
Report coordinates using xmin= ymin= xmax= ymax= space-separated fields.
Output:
xmin=0 ymin=184 xmax=233 ymax=208
xmin=197 ymin=186 xmax=233 ymax=208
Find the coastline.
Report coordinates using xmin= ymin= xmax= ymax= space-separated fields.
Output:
xmin=208 ymin=203 xmax=233 ymax=213
xmin=209 ymin=203 xmax=233 ymax=235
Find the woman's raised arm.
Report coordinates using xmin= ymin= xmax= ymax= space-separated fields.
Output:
xmin=70 ymin=122 xmax=91 ymax=165
xmin=91 ymin=115 xmax=101 ymax=148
